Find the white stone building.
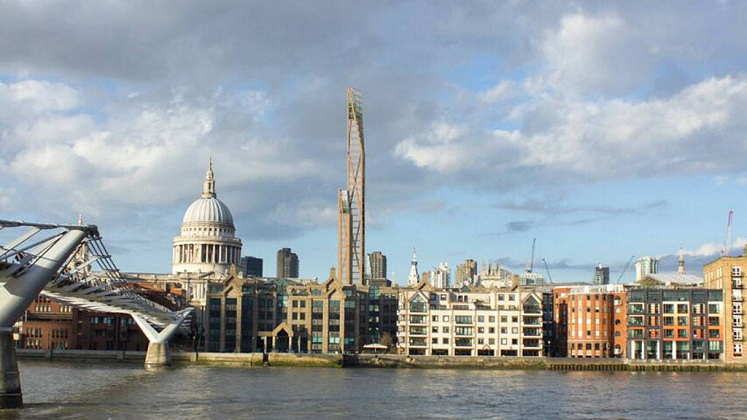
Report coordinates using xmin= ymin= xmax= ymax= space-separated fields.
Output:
xmin=397 ymin=285 xmax=543 ymax=357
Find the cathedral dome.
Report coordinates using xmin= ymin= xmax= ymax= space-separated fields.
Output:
xmin=172 ymin=158 xmax=242 ymax=275
xmin=182 ymin=196 xmax=234 ymax=227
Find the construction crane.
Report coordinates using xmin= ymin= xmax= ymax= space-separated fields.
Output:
xmin=526 ymin=238 xmax=536 ymax=273
xmin=616 ymin=255 xmax=636 ymax=283
xmin=541 ymin=258 xmax=553 ymax=283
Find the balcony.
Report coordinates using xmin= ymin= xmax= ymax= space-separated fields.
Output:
xmin=522 ymin=328 xmax=541 ymax=337
xmin=734 ymin=323 xmax=744 ymax=329
xmin=733 ymin=295 xmax=744 ymax=302
xmin=732 ymin=281 xmax=743 ymax=289
xmin=522 ymin=339 xmax=541 ymax=348
xmin=734 ymin=335 xmax=744 ymax=342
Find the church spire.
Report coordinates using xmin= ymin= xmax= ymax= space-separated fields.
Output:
xmin=408 ymin=248 xmax=419 ymax=286
xmin=202 ymin=157 xmax=216 ymax=198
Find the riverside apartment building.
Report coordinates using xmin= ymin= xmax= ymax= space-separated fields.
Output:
xmin=704 ymin=250 xmax=747 ymax=362
xmin=397 ymin=284 xmax=543 ymax=357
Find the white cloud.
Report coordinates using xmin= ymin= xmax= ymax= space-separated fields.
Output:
xmin=479 ymin=80 xmax=517 ymax=103
xmin=538 ymin=13 xmax=657 ymax=96
xmin=396 ymin=75 xmax=747 ymax=182
xmin=0 ymin=80 xmax=80 ymax=112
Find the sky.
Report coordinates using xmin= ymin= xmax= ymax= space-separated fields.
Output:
xmin=2 ymin=1 xmax=747 ymax=284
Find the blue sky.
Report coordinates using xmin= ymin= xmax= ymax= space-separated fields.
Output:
xmin=1 ymin=1 xmax=747 ymax=284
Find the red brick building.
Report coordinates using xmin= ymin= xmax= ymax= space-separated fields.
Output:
xmin=15 ymin=283 xmax=187 ymax=351
xmin=553 ymin=285 xmax=627 ymax=358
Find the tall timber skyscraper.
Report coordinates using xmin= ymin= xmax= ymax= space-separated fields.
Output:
xmin=338 ymin=88 xmax=366 ymax=285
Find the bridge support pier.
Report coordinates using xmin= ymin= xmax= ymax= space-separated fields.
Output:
xmin=0 ymin=329 xmax=22 ymax=409
xmin=145 ymin=342 xmax=170 ymax=367
xmin=132 ymin=311 xmax=191 ymax=368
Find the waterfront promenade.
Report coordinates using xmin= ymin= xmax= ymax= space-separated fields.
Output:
xmin=16 ymin=349 xmax=747 ymax=372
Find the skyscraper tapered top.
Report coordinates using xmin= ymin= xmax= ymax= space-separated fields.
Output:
xmin=338 ymin=88 xmax=366 ymax=285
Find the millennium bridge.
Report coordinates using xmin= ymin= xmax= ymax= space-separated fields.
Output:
xmin=0 ymin=219 xmax=192 ymax=409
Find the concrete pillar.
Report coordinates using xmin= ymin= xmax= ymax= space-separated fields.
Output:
xmin=132 ymin=310 xmax=192 ymax=369
xmin=656 ymin=341 xmax=661 ymax=360
xmin=0 ymin=330 xmax=21 ymax=409
xmin=145 ymin=342 xmax=170 ymax=368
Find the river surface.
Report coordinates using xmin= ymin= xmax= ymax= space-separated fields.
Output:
xmin=1 ymin=360 xmax=746 ymax=419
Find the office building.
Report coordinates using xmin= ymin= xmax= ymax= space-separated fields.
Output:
xmin=368 ymin=251 xmax=387 ymax=280
xmin=455 ymin=259 xmax=478 ymax=288
xmin=277 ymin=248 xmax=299 ymax=278
xmin=431 ymin=262 xmax=450 ymax=289
xmin=241 ymin=256 xmax=263 ymax=277
xmin=593 ymin=264 xmax=610 ymax=285
xmin=635 ymin=256 xmax=658 ymax=281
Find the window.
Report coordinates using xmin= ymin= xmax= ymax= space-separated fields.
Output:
xmin=432 ymin=338 xmax=438 ymax=344
xmin=678 ymin=329 xmax=688 ymax=338
xmin=500 ymin=316 xmax=508 ymax=323
xmin=478 ymin=327 xmax=484 ymax=334
xmin=489 ymin=327 xmax=495 ymax=334
xmin=442 ymin=316 xmax=449 ymax=322
xmin=489 ymin=316 xmax=496 ymax=323
xmin=432 ymin=316 xmax=438 ymax=322
xmin=677 ymin=304 xmax=688 ymax=314
xmin=442 ymin=338 xmax=449 ymax=344
xmin=500 ymin=327 xmax=507 ymax=334
xmin=708 ymin=317 xmax=720 ymax=326
xmin=663 ymin=316 xmax=674 ymax=326
xmin=432 ymin=327 xmax=439 ymax=333
xmin=455 ymin=316 xmax=473 ymax=324
xmin=501 ymin=338 xmax=507 ymax=345
xmin=663 ymin=304 xmax=674 ymax=314
xmin=443 ymin=327 xmax=449 ymax=333
xmin=709 ymin=329 xmax=720 ymax=338
xmin=708 ymin=304 xmax=720 ymax=314
xmin=478 ymin=316 xmax=485 ymax=323
xmin=677 ymin=317 xmax=688 ymax=326
xmin=455 ymin=327 xmax=473 ymax=336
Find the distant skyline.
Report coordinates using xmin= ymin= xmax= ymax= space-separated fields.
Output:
xmin=2 ymin=2 xmax=747 ymax=284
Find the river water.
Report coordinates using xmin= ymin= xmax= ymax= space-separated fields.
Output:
xmin=2 ymin=360 xmax=746 ymax=419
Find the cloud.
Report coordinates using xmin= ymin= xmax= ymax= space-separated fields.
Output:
xmin=497 ymin=199 xmax=667 ymax=216
xmin=1 ymin=2 xmax=747 ymax=274
xmin=396 ymin=74 xmax=747 ymax=184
